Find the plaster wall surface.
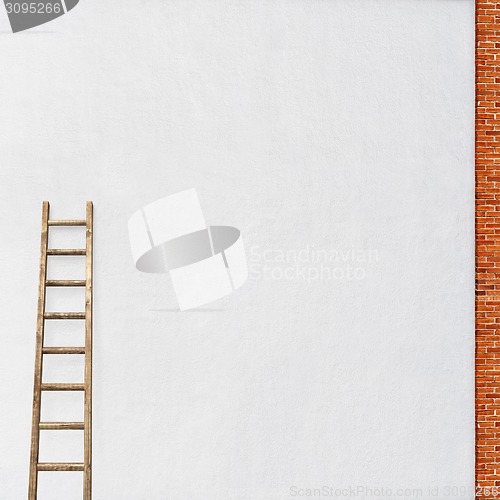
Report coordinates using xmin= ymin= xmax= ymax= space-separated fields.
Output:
xmin=0 ymin=1 xmax=474 ymax=498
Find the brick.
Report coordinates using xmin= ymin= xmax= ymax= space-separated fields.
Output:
xmin=476 ymin=1 xmax=500 ymax=490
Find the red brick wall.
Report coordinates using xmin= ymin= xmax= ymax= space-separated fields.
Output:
xmin=477 ymin=0 xmax=500 ymax=493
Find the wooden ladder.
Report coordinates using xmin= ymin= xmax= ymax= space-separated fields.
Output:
xmin=28 ymin=201 xmax=93 ymax=500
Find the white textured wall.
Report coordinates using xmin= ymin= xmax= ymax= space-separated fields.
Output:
xmin=0 ymin=1 xmax=474 ymax=499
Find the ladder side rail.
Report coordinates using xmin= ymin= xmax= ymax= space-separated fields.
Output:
xmin=84 ymin=201 xmax=93 ymax=500
xmin=28 ymin=201 xmax=50 ymax=500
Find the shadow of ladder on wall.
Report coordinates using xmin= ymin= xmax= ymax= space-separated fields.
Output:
xmin=28 ymin=201 xmax=93 ymax=500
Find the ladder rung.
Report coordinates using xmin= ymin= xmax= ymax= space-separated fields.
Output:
xmin=39 ymin=422 xmax=85 ymax=430
xmin=47 ymin=249 xmax=86 ymax=256
xmin=42 ymin=347 xmax=85 ymax=355
xmin=41 ymin=384 xmax=85 ymax=391
xmin=48 ymin=220 xmax=86 ymax=227
xmin=44 ymin=312 xmax=85 ymax=320
xmin=39 ymin=422 xmax=84 ymax=430
xmin=37 ymin=463 xmax=84 ymax=472
xmin=46 ymin=280 xmax=86 ymax=287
